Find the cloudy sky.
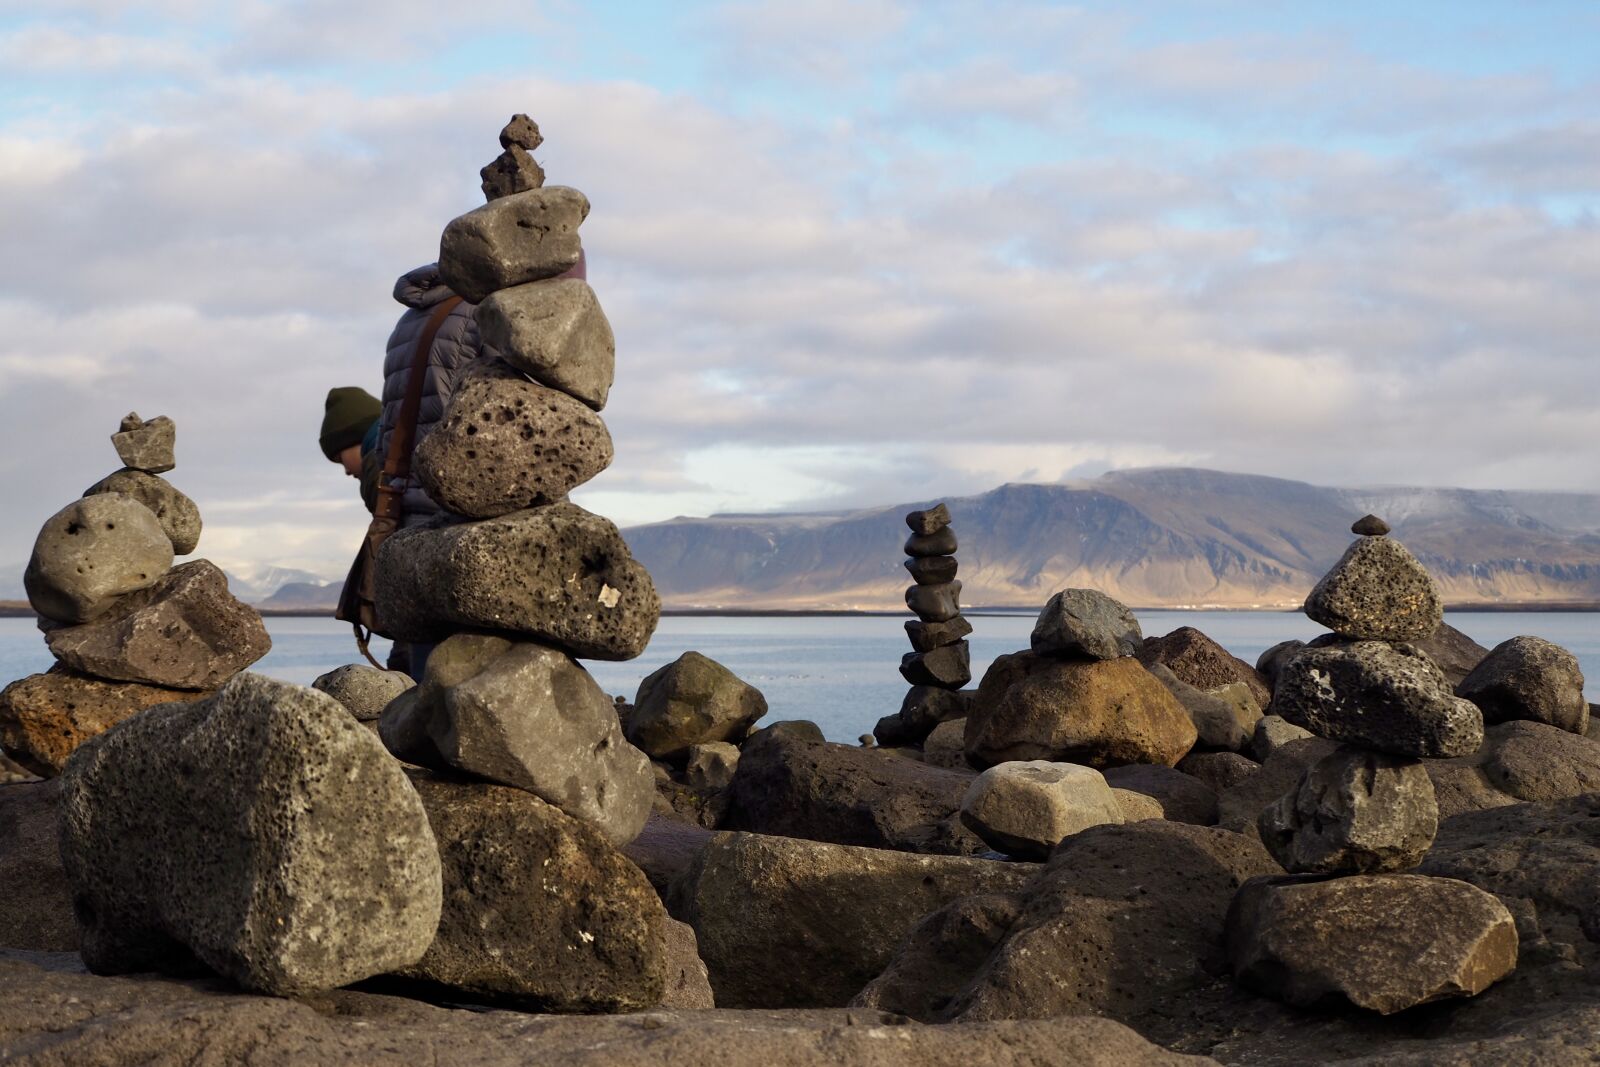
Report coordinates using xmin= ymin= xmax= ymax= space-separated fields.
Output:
xmin=2 ymin=1 xmax=1597 ymax=582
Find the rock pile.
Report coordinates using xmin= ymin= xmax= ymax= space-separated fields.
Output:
xmin=1230 ymin=514 xmax=1518 ymax=1013
xmin=875 ymin=503 xmax=972 ymax=746
xmin=0 ymin=413 xmax=270 ymax=775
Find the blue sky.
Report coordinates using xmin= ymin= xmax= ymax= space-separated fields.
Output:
xmin=0 ymin=1 xmax=1596 ymax=581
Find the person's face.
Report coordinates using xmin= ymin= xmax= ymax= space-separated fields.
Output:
xmin=338 ymin=444 xmax=362 ymax=477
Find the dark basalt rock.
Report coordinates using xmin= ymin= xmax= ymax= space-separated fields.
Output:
xmin=1139 ymin=627 xmax=1271 ymax=707
xmin=1103 ymin=764 xmax=1219 ymax=826
xmin=1413 ymin=620 xmax=1489 ymax=688
xmin=1457 ymin=635 xmax=1588 ymax=734
xmin=906 ymin=615 xmax=972 ymax=652
xmin=627 ymin=651 xmax=768 ymax=761
xmin=906 ymin=580 xmax=962 ymax=622
xmin=900 ymin=642 xmax=971 ymax=688
xmin=1030 ymin=589 xmax=1142 ymax=661
xmin=905 ymin=555 xmax=958 ymax=584
xmin=905 ymin=503 xmax=951 ymax=535
xmin=1257 ymin=744 xmax=1438 ymax=874
xmin=1351 ymin=514 xmax=1391 ymax=536
xmin=904 ymin=527 xmax=957 ymax=557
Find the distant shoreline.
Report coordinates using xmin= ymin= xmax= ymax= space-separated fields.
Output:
xmin=3 ymin=600 xmax=1596 ymax=620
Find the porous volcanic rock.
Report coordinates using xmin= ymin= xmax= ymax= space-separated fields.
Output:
xmin=374 ymin=502 xmax=660 ymax=659
xmin=905 ymin=580 xmax=961 ymax=622
xmin=900 ymin=642 xmax=971 ymax=688
xmin=627 ymin=651 xmax=768 ymax=761
xmin=1112 ymin=788 xmax=1166 ymax=822
xmin=964 ymin=655 xmax=1197 ymax=770
xmin=438 ymin=186 xmax=588 ymax=304
xmin=83 ymin=469 xmax=201 ymax=555
xmin=1030 ymin=589 xmax=1142 ymax=660
xmin=59 ymin=673 xmax=442 ymax=996
xmin=0 ymin=669 xmax=198 ymax=776
xmin=1457 ymin=635 xmax=1588 ymax=734
xmin=24 ymin=494 xmax=173 ymax=624
xmin=673 ymin=831 xmax=1035 ymax=1009
xmin=1254 ymin=639 xmax=1306 ymax=689
xmin=1270 ymin=640 xmax=1483 ymax=758
xmin=500 ymin=112 xmax=543 ymax=150
xmin=311 ymin=664 xmax=414 ymax=722
xmin=0 ymin=954 xmax=1217 ymax=1067
xmin=1103 ymin=763 xmax=1219 ymax=826
xmin=724 ymin=734 xmax=985 ymax=855
xmin=946 ymin=821 xmax=1280 ymax=1025
xmin=1258 ymin=745 xmax=1438 ymax=874
xmin=1414 ymin=621 xmax=1490 ymax=689
xmin=398 ymin=771 xmax=665 ymax=1013
xmin=1423 ymin=758 xmax=1519 ymax=820
xmin=1303 ymin=536 xmax=1443 ymax=642
xmin=1138 ymin=627 xmax=1271 ymax=707
xmin=905 ymin=615 xmax=973 ymax=652
xmin=1146 ymin=662 xmax=1258 ymax=752
xmin=1226 ymin=873 xmax=1518 ymax=1013
xmin=476 ymin=279 xmax=615 ymax=410
xmin=110 ymin=413 xmax=176 ymax=473
xmin=0 ymin=781 xmax=77 ymax=951
xmin=1480 ymin=719 xmax=1600 ymax=802
xmin=960 ymin=761 xmax=1123 ymax=859
xmin=43 ymin=560 xmax=270 ymax=690
xmin=379 ymin=634 xmax=653 ymax=845
xmin=413 ymin=367 xmax=613 ymax=519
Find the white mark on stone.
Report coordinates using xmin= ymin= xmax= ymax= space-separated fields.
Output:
xmin=598 ymin=584 xmax=621 ymax=608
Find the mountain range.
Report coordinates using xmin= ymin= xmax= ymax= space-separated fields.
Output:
xmin=622 ymin=468 xmax=1600 ymax=610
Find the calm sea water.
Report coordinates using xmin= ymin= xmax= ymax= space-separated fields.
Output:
xmin=2 ymin=612 xmax=1594 ymax=744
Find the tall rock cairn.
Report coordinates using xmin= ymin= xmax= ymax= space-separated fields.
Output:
xmin=0 ymin=413 xmax=271 ymax=775
xmin=1226 ymin=514 xmax=1519 ymax=1013
xmin=374 ymin=115 xmax=662 ymax=848
xmin=875 ymin=503 xmax=972 ymax=746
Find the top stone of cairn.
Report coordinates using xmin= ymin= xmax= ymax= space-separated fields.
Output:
xmin=1351 ymin=514 xmax=1391 ymax=536
xmin=111 ymin=413 xmax=176 ymax=474
xmin=481 ymin=114 xmax=545 ymax=202
xmin=1304 ymin=535 xmax=1443 ymax=642
xmin=906 ymin=503 xmax=951 ymax=536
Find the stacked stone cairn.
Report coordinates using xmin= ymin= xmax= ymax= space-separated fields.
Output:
xmin=0 ymin=413 xmax=271 ymax=776
xmin=874 ymin=503 xmax=973 ymax=747
xmin=1226 ymin=513 xmax=1520 ymax=1014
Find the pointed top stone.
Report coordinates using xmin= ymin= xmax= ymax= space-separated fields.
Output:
xmin=906 ymin=503 xmax=951 ymax=536
xmin=1352 ymin=514 xmax=1391 ymax=536
xmin=1304 ymin=537 xmax=1443 ymax=641
xmin=111 ymin=414 xmax=176 ymax=474
xmin=499 ymin=114 xmax=543 ymax=152
xmin=119 ymin=412 xmax=143 ymax=433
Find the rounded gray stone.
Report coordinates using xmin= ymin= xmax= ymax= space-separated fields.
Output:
xmin=1258 ymin=744 xmax=1439 ymax=874
xmin=685 ymin=742 xmax=741 ymax=791
xmin=24 ymin=494 xmax=173 ymax=625
xmin=438 ymin=186 xmax=588 ymax=304
xmin=58 ymin=673 xmax=442 ymax=996
xmin=413 ymin=365 xmax=613 ymax=520
xmin=906 ymin=581 xmax=961 ymax=623
xmin=1303 ymin=537 xmax=1443 ymax=641
xmin=311 ymin=664 xmax=415 ymax=722
xmin=627 ymin=651 xmax=769 ymax=761
xmin=83 ymin=469 xmax=201 ymax=555
xmin=905 ymin=528 xmax=958 ymax=557
xmin=476 ymin=279 xmax=615 ymax=410
xmin=1457 ymin=635 xmax=1588 ymax=734
xmin=960 ymin=761 xmax=1124 ymax=860
xmin=1031 ymin=588 xmax=1143 ymax=661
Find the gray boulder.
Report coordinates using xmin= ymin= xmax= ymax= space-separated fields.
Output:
xmin=1216 ymin=736 xmax=1339 ymax=835
xmin=311 ymin=664 xmax=414 ymax=721
xmin=1030 ymin=589 xmax=1142 ymax=660
xmin=673 ymin=831 xmax=1035 ymax=1008
xmin=374 ymin=502 xmax=660 ymax=658
xmin=1250 ymin=714 xmax=1314 ymax=760
xmin=399 ymin=771 xmax=665 ymax=1012
xmin=83 ymin=470 xmax=201 ymax=555
xmin=438 ymin=186 xmax=588 ymax=304
xmin=900 ymin=641 xmax=971 ymax=688
xmin=1480 ymin=719 xmax=1600 ymax=802
xmin=43 ymin=560 xmax=270 ymax=690
xmin=852 ymin=893 xmax=1022 ymax=1022
xmin=1303 ymin=536 xmax=1443 ymax=641
xmin=1270 ymin=640 xmax=1483 ymax=757
xmin=1457 ymin=635 xmax=1588 ymax=734
xmin=965 ymin=654 xmax=1197 ymax=770
xmin=1414 ymin=621 xmax=1490 ymax=688
xmin=1226 ymin=873 xmax=1518 ymax=1013
xmin=1258 ymin=745 xmax=1438 ymax=874
xmin=906 ymin=580 xmax=961 ymax=622
xmin=905 ymin=555 xmax=958 ymax=584
xmin=905 ymin=615 xmax=972 ymax=652
xmin=627 ymin=652 xmax=768 ymax=761
xmin=413 ymin=366 xmax=613 ymax=519
xmin=1176 ymin=750 xmax=1260 ymax=794
xmin=1255 ymin=639 xmax=1306 ymax=688
xmin=379 ymin=634 xmax=654 ymax=845
xmin=660 ymin=918 xmax=715 ymax=1009
xmin=110 ymin=413 xmax=175 ymax=474
xmin=922 ymin=718 xmax=970 ymax=770
xmin=480 ymin=144 xmax=544 ymax=201
xmin=959 ymin=761 xmax=1123 ymax=859
xmin=59 ymin=673 xmax=442 ymax=995
xmin=684 ymin=742 xmax=740 ymax=791
xmin=1146 ymin=662 xmax=1258 ymax=752
xmin=24 ymin=494 xmax=172 ymax=624
xmin=476 ymin=279 xmax=615 ymax=409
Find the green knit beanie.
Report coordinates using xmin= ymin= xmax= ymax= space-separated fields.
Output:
xmin=320 ymin=386 xmax=382 ymax=461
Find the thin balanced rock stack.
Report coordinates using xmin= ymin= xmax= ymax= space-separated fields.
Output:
xmin=1225 ymin=514 xmax=1520 ymax=1015
xmin=0 ymin=413 xmax=271 ymax=775
xmin=876 ymin=504 xmax=972 ymax=746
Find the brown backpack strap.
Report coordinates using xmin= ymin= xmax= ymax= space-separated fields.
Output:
xmin=373 ymin=295 xmax=464 ymax=523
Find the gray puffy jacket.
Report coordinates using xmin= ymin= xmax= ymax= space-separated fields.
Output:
xmin=377 ymin=264 xmax=496 ymax=524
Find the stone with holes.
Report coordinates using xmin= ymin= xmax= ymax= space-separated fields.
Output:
xmin=24 ymin=495 xmax=172 ymax=625
xmin=0 ymin=669 xmax=200 ymax=776
xmin=1304 ymin=536 xmax=1443 ymax=642
xmin=83 ymin=470 xmax=201 ymax=555
xmin=1457 ymin=635 xmax=1588 ymax=734
xmin=414 ymin=364 xmax=613 ymax=519
xmin=311 ymin=664 xmax=414 ymax=722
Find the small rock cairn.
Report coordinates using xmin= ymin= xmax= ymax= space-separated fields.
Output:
xmin=372 ymin=114 xmax=663 ymax=845
xmin=875 ymin=503 xmax=972 ymax=746
xmin=0 ymin=413 xmax=270 ymax=775
xmin=1227 ymin=513 xmax=1520 ymax=1013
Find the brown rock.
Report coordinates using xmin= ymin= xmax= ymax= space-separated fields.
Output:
xmin=660 ymin=919 xmax=714 ymax=1009
xmin=0 ymin=669 xmax=200 ymax=776
xmin=851 ymin=893 xmax=1023 ymax=1021
xmin=965 ymin=655 xmax=1197 ymax=770
xmin=480 ymin=145 xmax=545 ymax=201
xmin=1216 ymin=735 xmax=1340 ymax=835
xmin=1481 ymin=719 xmax=1600 ymax=802
xmin=43 ymin=560 xmax=269 ymax=690
xmin=1226 ymin=873 xmax=1518 ymax=1013
xmin=1103 ymin=763 xmax=1219 ymax=825
xmin=628 ymin=651 xmax=768 ymax=761
xmin=1177 ymin=750 xmax=1260 ymax=794
xmin=922 ymin=718 xmax=971 ymax=770
xmin=1352 ymin=514 xmax=1391 ymax=536
xmin=1414 ymin=620 xmax=1490 ymax=689
xmin=1138 ymin=627 xmax=1270 ymax=707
